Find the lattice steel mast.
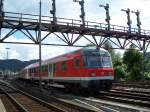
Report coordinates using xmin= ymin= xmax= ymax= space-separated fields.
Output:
xmin=99 ymin=3 xmax=110 ymax=30
xmin=122 ymin=8 xmax=132 ymax=33
xmin=50 ymin=0 xmax=57 ymax=24
xmin=73 ymin=0 xmax=85 ymax=27
xmin=132 ymin=10 xmax=141 ymax=34
xmin=0 ymin=0 xmax=4 ymax=17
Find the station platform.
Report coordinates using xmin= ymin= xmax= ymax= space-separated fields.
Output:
xmin=0 ymin=99 xmax=7 ymax=112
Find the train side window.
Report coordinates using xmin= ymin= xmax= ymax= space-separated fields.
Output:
xmin=42 ymin=66 xmax=44 ymax=72
xmin=42 ymin=66 xmax=48 ymax=72
xmin=31 ymin=69 xmax=33 ymax=73
xmin=36 ymin=68 xmax=39 ymax=72
xmin=53 ymin=63 xmax=57 ymax=72
xmin=33 ymin=68 xmax=36 ymax=73
xmin=29 ymin=69 xmax=32 ymax=73
xmin=45 ymin=65 xmax=48 ymax=71
xmin=75 ymin=59 xmax=80 ymax=68
xmin=61 ymin=62 xmax=67 ymax=71
xmin=49 ymin=64 xmax=52 ymax=72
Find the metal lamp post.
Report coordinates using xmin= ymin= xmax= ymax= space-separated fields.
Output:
xmin=39 ymin=0 xmax=42 ymax=91
xmin=5 ymin=47 xmax=10 ymax=79
xmin=6 ymin=47 xmax=10 ymax=60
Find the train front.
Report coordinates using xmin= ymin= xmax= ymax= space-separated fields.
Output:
xmin=83 ymin=48 xmax=114 ymax=91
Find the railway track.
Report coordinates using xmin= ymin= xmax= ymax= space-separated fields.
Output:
xmin=113 ymin=83 xmax=150 ymax=89
xmin=0 ymin=83 xmax=68 ymax=112
xmin=0 ymin=80 xmax=99 ymax=112
xmin=97 ymin=89 xmax=150 ymax=108
xmin=112 ymin=85 xmax=150 ymax=94
xmin=7 ymin=79 xmax=150 ymax=111
xmin=74 ymin=98 xmax=149 ymax=112
xmin=14 ymin=79 xmax=149 ymax=112
xmin=46 ymin=89 xmax=150 ymax=112
xmin=111 ymin=88 xmax=150 ymax=96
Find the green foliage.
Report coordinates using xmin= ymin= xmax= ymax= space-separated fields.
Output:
xmin=123 ymin=48 xmax=144 ymax=81
xmin=143 ymin=59 xmax=150 ymax=79
xmin=126 ymin=66 xmax=143 ymax=81
xmin=114 ymin=63 xmax=127 ymax=81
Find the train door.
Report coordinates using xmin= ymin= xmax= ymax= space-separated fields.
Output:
xmin=48 ymin=64 xmax=53 ymax=79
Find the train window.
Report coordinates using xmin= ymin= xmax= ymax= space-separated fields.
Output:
xmin=61 ymin=62 xmax=67 ymax=71
xmin=42 ymin=66 xmax=44 ymax=72
xmin=86 ymin=56 xmax=101 ymax=67
xmin=42 ymin=66 xmax=48 ymax=72
xmin=49 ymin=64 xmax=52 ymax=72
xmin=36 ymin=68 xmax=39 ymax=72
xmin=45 ymin=65 xmax=48 ymax=71
xmin=53 ymin=63 xmax=57 ymax=72
xmin=33 ymin=68 xmax=36 ymax=73
xmin=31 ymin=69 xmax=32 ymax=73
xmin=75 ymin=59 xmax=80 ymax=68
xmin=100 ymin=56 xmax=112 ymax=67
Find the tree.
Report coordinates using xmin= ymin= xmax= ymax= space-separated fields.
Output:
xmin=143 ymin=58 xmax=150 ymax=80
xmin=123 ymin=46 xmax=143 ymax=81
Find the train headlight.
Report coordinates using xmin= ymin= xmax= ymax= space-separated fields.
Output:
xmin=91 ymin=73 xmax=96 ymax=77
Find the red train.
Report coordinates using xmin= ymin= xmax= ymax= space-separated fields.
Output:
xmin=20 ymin=47 xmax=114 ymax=91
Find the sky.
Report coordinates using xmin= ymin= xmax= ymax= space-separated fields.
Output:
xmin=0 ymin=0 xmax=150 ymax=61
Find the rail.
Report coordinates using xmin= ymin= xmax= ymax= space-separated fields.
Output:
xmin=0 ymin=81 xmax=68 ymax=112
xmin=0 ymin=80 xmax=99 ymax=112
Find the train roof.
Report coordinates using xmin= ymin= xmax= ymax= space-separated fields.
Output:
xmin=24 ymin=47 xmax=109 ymax=69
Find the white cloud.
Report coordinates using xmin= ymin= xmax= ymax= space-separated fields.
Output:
xmin=0 ymin=34 xmax=83 ymax=61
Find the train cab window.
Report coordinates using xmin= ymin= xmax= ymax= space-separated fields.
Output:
xmin=61 ymin=62 xmax=67 ymax=71
xmin=75 ymin=59 xmax=80 ymax=68
xmin=83 ymin=49 xmax=112 ymax=68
